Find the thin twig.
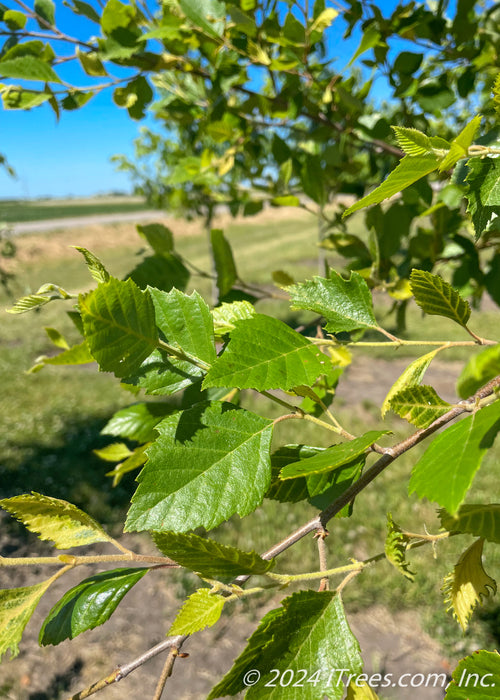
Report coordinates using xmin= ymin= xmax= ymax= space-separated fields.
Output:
xmin=153 ymin=647 xmax=180 ymax=700
xmin=67 ymin=637 xmax=186 ymax=700
xmin=315 ymin=528 xmax=329 ymax=591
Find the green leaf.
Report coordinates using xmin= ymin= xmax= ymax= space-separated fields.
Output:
xmin=149 ymin=287 xmax=216 ymax=366
xmin=439 ymin=505 xmax=500 ymax=544
xmin=270 ymin=195 xmax=300 ymax=207
xmin=0 ymin=56 xmax=60 ymax=83
xmin=203 ymin=314 xmax=327 ymax=391
xmin=391 ymin=127 xmax=449 ymax=157
xmin=384 ymin=513 xmax=415 ymax=581
xmin=1 ymin=86 xmax=51 ymax=109
xmin=129 ymin=253 xmax=190 ymax=293
xmin=410 ymin=269 xmax=471 ymax=328
xmin=179 ymin=0 xmax=225 ymax=39
xmin=169 ymin=588 xmax=225 ymax=635
xmin=73 ymin=246 xmax=110 ymax=284
xmin=288 ymin=271 xmax=377 ymax=333
xmin=39 ymin=568 xmax=148 ymax=645
xmin=29 ymin=341 xmax=95 ymax=373
xmin=125 ymin=402 xmax=273 ymax=533
xmin=212 ymin=300 xmax=255 ymax=338
xmin=409 ymin=400 xmax=500 ymax=514
xmin=80 ymin=277 xmax=158 ymax=378
xmin=381 ymin=350 xmax=439 ymax=418
xmin=442 ymin=539 xmax=496 ymax=631
xmin=456 ymin=345 xmax=500 ymax=399
xmin=101 ymin=0 xmax=135 ymax=35
xmin=309 ymin=8 xmax=338 ymax=36
xmin=93 ymin=442 xmax=133 ymax=462
xmin=388 ymin=385 xmax=450 ymax=428
xmin=67 ymin=0 xmax=100 ymax=23
xmin=346 ymin=681 xmax=380 ymax=699
xmin=0 ymin=493 xmax=112 ymax=549
xmin=445 ymin=650 xmax=500 ymax=699
xmin=113 ymin=75 xmax=153 ymax=120
xmin=101 ymin=402 xmax=172 ymax=442
xmin=343 ymin=155 xmax=439 ymax=219
xmin=76 ymin=48 xmax=107 ymax=77
xmin=438 ymin=115 xmax=482 ymax=172
xmin=280 ymin=431 xmax=386 ymax=479
xmin=207 ymin=591 xmax=362 ymax=699
xmin=465 ymin=157 xmax=500 ymax=240
xmin=3 ymin=10 xmax=27 ymax=29
xmin=105 ymin=443 xmax=149 ymax=486
xmin=137 ymin=222 xmax=174 ymax=255
xmin=122 ymin=349 xmax=204 ymax=396
xmin=0 ymin=579 xmax=55 ymax=660
xmin=34 ymin=0 xmax=55 ymax=26
xmin=7 ymin=283 xmax=73 ymax=314
xmin=152 ymin=531 xmax=275 ymax=578
xmin=347 ymin=23 xmax=380 ymax=67
xmin=44 ymin=326 xmax=69 ymax=350
xmin=211 ymin=229 xmax=237 ymax=299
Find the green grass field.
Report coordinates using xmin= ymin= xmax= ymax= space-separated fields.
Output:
xmin=0 ymin=197 xmax=149 ymax=223
xmin=1 ymin=211 xmax=500 ymax=661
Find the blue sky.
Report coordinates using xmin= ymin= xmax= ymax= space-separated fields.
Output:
xmin=0 ymin=0 xmax=410 ymax=200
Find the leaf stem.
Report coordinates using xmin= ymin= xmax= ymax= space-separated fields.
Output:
xmin=157 ymin=339 xmax=211 ymax=371
xmin=1 ymin=553 xmax=177 ymax=567
xmin=311 ymin=338 xmax=498 ymax=348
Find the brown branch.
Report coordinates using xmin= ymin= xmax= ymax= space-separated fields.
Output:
xmin=66 ymin=636 xmax=187 ymax=700
xmin=152 ymin=643 xmax=185 ymax=700
xmin=315 ymin=527 xmax=329 ymax=592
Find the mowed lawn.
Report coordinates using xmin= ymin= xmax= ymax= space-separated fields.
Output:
xmin=0 ymin=196 xmax=149 ymax=223
xmin=2 ymin=207 xmax=500 ymax=660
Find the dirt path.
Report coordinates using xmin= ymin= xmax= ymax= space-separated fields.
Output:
xmin=9 ymin=211 xmax=170 ymax=235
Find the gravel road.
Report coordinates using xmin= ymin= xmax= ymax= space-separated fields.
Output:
xmin=9 ymin=210 xmax=169 ymax=235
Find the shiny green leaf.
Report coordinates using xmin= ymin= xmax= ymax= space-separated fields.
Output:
xmin=0 ymin=56 xmax=60 ymax=83
xmin=101 ymin=402 xmax=173 ymax=442
xmin=39 ymin=568 xmax=148 ymax=645
xmin=410 ymin=269 xmax=471 ymax=328
xmin=439 ymin=505 xmax=500 ymax=544
xmin=388 ymin=385 xmax=450 ymax=428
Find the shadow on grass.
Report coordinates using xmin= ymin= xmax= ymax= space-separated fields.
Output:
xmin=1 ymin=413 xmax=136 ymax=533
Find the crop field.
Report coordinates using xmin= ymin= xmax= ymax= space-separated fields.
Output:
xmin=0 ymin=196 xmax=149 ymax=223
xmin=1 ymin=209 xmax=500 ymax=699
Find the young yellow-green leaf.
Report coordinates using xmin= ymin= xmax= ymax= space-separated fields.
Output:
xmin=442 ymin=539 xmax=496 ymax=631
xmin=152 ymin=531 xmax=275 ymax=578
xmin=0 ymin=578 xmax=55 ymax=660
xmin=445 ymin=650 xmax=500 ymax=699
xmin=346 ymin=681 xmax=380 ymax=699
xmin=149 ymin=287 xmax=216 ymax=366
xmin=93 ymin=442 xmax=133 ymax=462
xmin=211 ymin=229 xmax=237 ymax=299
xmin=3 ymin=9 xmax=27 ymax=29
xmin=438 ymin=115 xmax=482 ymax=172
xmin=101 ymin=402 xmax=172 ymax=442
xmin=211 ymin=300 xmax=255 ymax=338
xmin=39 ymin=568 xmax=149 ymax=645
xmin=343 ymin=155 xmax=439 ymax=218
xmin=44 ymin=327 xmax=69 ymax=350
xmin=125 ymin=402 xmax=273 ymax=533
xmin=381 ymin=350 xmax=439 ymax=418
xmin=0 ymin=493 xmax=113 ymax=549
xmin=76 ymin=48 xmax=107 ymax=77
xmin=384 ymin=513 xmax=415 ymax=581
xmin=392 ymin=126 xmax=449 ymax=157
xmin=105 ymin=443 xmax=149 ymax=486
xmin=271 ymin=195 xmax=300 ymax=206
xmin=409 ymin=400 xmax=500 ymax=514
xmin=80 ymin=277 xmax=158 ymax=378
xmin=29 ymin=340 xmax=94 ymax=373
xmin=456 ymin=345 xmax=500 ymax=399
xmin=0 ymin=56 xmax=60 ymax=83
xmin=137 ymin=222 xmax=174 ymax=255
xmin=309 ymin=8 xmax=337 ymax=36
xmin=439 ymin=505 xmax=500 ymax=545
xmin=7 ymin=283 xmax=74 ymax=314
xmin=101 ymin=0 xmax=136 ymax=35
xmin=169 ymin=588 xmax=225 ymax=635
xmin=203 ymin=315 xmax=327 ymax=391
xmin=494 ymin=74 xmax=500 ymax=119
xmin=207 ymin=591 xmax=363 ymax=699
xmin=280 ymin=431 xmax=386 ymax=479
xmin=388 ymin=385 xmax=450 ymax=428
xmin=410 ymin=269 xmax=471 ymax=328
xmin=73 ymin=246 xmax=110 ymax=283
xmin=465 ymin=156 xmax=500 ymax=240
xmin=288 ymin=272 xmax=377 ymax=333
